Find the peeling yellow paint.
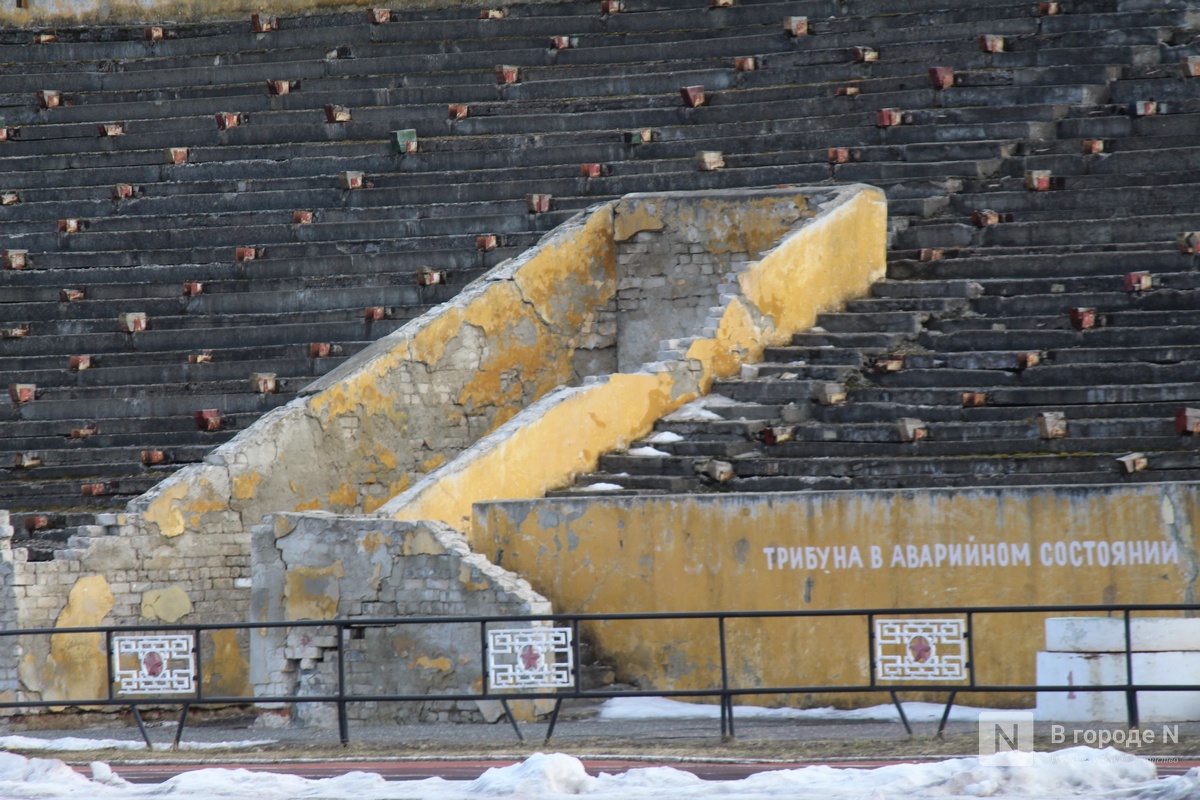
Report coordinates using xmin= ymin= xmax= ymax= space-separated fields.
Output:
xmin=284 ymin=562 xmax=344 ymax=621
xmin=402 ymin=529 xmax=446 ymax=556
xmin=421 ymin=454 xmax=447 ymax=474
xmin=395 ymin=372 xmax=674 ymax=531
xmin=410 ymin=655 xmax=453 ymax=672
xmin=294 ymin=498 xmax=323 ymax=512
xmin=204 ymin=629 xmax=250 ymax=698
xmin=142 ymin=481 xmax=190 ymax=539
xmin=409 ymin=307 xmax=465 ymax=366
xmin=141 ymin=585 xmax=192 ymax=623
xmin=328 ymin=481 xmax=359 ymax=510
xmin=232 ymin=472 xmax=263 ymax=501
xmin=459 ymin=564 xmax=490 ymax=591
xmin=362 ymin=495 xmax=387 ymax=514
xmin=360 ymin=530 xmax=387 ymax=554
xmin=40 ymin=576 xmax=114 ymax=703
xmin=273 ymin=516 xmax=297 ymax=539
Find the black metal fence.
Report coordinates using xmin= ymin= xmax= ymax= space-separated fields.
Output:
xmin=2 ymin=603 xmax=1197 ymax=748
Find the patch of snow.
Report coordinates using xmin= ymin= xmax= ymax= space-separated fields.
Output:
xmin=585 ymin=483 xmax=624 ymax=492
xmin=645 ymin=431 xmax=684 ymax=444
xmin=597 ymin=697 xmax=1008 ymax=723
xmin=628 ymin=446 xmax=670 ymax=457
xmin=0 ymin=746 xmax=1185 ymax=799
xmin=0 ymin=735 xmax=275 ymax=753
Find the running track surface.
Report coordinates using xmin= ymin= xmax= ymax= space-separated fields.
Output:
xmin=77 ymin=759 xmax=1200 ymax=784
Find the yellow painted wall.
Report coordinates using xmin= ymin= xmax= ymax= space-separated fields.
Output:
xmin=388 ymin=185 xmax=886 ymax=531
xmin=475 ymin=486 xmax=1200 ymax=708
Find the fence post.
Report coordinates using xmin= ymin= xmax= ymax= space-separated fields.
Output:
xmin=336 ymin=622 xmax=349 ymax=745
xmin=1123 ymin=610 xmax=1138 ymax=729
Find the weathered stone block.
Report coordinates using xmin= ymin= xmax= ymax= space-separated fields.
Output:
xmin=3 ymin=250 xmax=27 ymax=270
xmin=815 ymin=382 xmax=847 ymax=406
xmin=416 ymin=268 xmax=444 ymax=286
xmin=1117 ymin=453 xmax=1148 ymax=474
xmin=194 ymin=409 xmax=223 ymax=431
xmin=1125 ymin=271 xmax=1152 ymax=292
xmin=324 ymin=105 xmax=352 ymax=123
xmin=928 ymin=67 xmax=954 ymax=90
xmin=695 ymin=151 xmax=724 ymax=171
xmin=118 ymin=312 xmax=148 ymax=333
xmin=390 ymin=129 xmax=418 ymax=154
xmin=1037 ymin=412 xmax=1068 ymax=439
xmin=1068 ymin=307 xmax=1097 ymax=330
xmin=783 ymin=16 xmax=807 ymax=36
xmin=1175 ymin=408 xmax=1200 ymax=435
xmin=979 ymin=34 xmax=1005 ymax=53
xmin=680 ymin=85 xmax=705 ymax=107
xmin=897 ymin=418 xmax=928 ymax=442
xmin=1025 ymin=170 xmax=1052 ymax=191
xmin=875 ymin=108 xmax=902 ymax=127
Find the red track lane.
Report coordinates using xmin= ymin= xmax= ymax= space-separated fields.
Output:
xmin=77 ymin=758 xmax=1200 ymax=784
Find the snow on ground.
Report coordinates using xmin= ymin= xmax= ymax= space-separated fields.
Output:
xmin=597 ymin=697 xmax=1006 ymax=723
xmin=0 ymin=748 xmax=1195 ymax=799
xmin=644 ymin=431 xmax=684 ymax=444
xmin=0 ymin=735 xmax=275 ymax=752
xmin=583 ymin=482 xmax=624 ymax=491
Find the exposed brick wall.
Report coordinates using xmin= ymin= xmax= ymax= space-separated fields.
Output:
xmin=250 ymin=513 xmax=551 ymax=726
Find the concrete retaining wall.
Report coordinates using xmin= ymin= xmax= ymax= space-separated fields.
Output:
xmin=473 ymin=483 xmax=1200 ymax=708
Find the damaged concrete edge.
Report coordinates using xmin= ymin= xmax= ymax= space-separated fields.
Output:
xmin=384 ymin=184 xmax=887 ymax=534
xmin=302 ymin=205 xmax=611 ymax=397
xmin=250 ymin=511 xmax=554 ymax=725
xmin=120 ymin=202 xmax=616 ymax=541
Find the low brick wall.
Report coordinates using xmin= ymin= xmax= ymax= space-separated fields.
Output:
xmin=250 ymin=512 xmax=551 ymax=726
